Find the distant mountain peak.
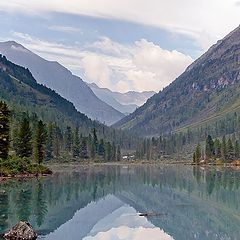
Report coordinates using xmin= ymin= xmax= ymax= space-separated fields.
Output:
xmin=0 ymin=40 xmax=124 ymax=125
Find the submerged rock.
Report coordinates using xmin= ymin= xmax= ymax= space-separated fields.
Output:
xmin=4 ymin=221 xmax=37 ymax=240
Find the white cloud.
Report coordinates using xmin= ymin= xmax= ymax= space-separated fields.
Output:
xmin=83 ymin=226 xmax=174 ymax=240
xmin=0 ymin=0 xmax=239 ymax=50
xmin=12 ymin=32 xmax=193 ymax=92
xmin=48 ymin=25 xmax=83 ymax=34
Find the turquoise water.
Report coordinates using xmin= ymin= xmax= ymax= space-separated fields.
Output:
xmin=0 ymin=165 xmax=240 ymax=240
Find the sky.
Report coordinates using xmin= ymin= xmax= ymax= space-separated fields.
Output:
xmin=0 ymin=1 xmax=239 ymax=93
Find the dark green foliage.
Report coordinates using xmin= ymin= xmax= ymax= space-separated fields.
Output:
xmin=65 ymin=126 xmax=73 ymax=153
xmin=195 ymin=144 xmax=201 ymax=164
xmin=80 ymin=138 xmax=88 ymax=159
xmin=72 ymin=127 xmax=80 ymax=157
xmin=0 ymin=54 xmax=139 ymax=153
xmin=116 ymin=146 xmax=121 ymax=161
xmin=98 ymin=139 xmax=105 ymax=157
xmin=0 ymin=101 xmax=10 ymax=159
xmin=35 ymin=120 xmax=47 ymax=164
xmin=221 ymin=136 xmax=227 ymax=160
xmin=226 ymin=138 xmax=234 ymax=161
xmin=45 ymin=123 xmax=54 ymax=160
xmin=16 ymin=116 xmax=32 ymax=158
xmin=205 ymin=135 xmax=214 ymax=160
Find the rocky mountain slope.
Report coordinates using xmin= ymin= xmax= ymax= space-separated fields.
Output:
xmin=88 ymin=83 xmax=155 ymax=115
xmin=114 ymin=25 xmax=240 ymax=136
xmin=0 ymin=41 xmax=124 ymax=125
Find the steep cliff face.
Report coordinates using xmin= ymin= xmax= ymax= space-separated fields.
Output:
xmin=114 ymin=25 xmax=240 ymax=136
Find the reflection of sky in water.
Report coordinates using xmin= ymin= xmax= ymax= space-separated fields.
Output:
xmin=2 ymin=165 xmax=240 ymax=240
xmin=42 ymin=195 xmax=173 ymax=240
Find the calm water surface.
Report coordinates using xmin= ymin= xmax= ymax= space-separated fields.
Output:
xmin=0 ymin=165 xmax=240 ymax=240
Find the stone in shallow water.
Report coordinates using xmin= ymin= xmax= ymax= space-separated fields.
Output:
xmin=4 ymin=221 xmax=37 ymax=240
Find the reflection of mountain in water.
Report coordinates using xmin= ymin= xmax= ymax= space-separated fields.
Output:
xmin=0 ymin=165 xmax=240 ymax=240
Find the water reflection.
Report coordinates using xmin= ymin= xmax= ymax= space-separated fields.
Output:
xmin=0 ymin=165 xmax=240 ymax=240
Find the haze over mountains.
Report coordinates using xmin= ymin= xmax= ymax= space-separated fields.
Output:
xmin=114 ymin=25 xmax=240 ymax=136
xmin=88 ymin=83 xmax=155 ymax=115
xmin=0 ymin=41 xmax=125 ymax=125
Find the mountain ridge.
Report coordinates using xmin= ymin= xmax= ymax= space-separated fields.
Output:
xmin=114 ymin=25 xmax=240 ymax=136
xmin=0 ymin=41 xmax=124 ymax=125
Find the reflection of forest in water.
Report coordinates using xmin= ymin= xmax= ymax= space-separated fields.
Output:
xmin=0 ymin=165 xmax=240 ymax=239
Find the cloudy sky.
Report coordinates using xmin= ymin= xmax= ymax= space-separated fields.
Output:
xmin=0 ymin=0 xmax=239 ymax=92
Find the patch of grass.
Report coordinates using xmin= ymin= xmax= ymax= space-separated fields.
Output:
xmin=0 ymin=157 xmax=52 ymax=176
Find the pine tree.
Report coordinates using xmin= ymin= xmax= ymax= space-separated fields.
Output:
xmin=73 ymin=127 xmax=80 ymax=157
xmin=105 ymin=142 xmax=112 ymax=161
xmin=65 ymin=126 xmax=72 ymax=153
xmin=195 ymin=144 xmax=201 ymax=164
xmin=221 ymin=135 xmax=227 ymax=161
xmin=0 ymin=101 xmax=10 ymax=159
xmin=234 ymin=140 xmax=240 ymax=159
xmin=205 ymin=135 xmax=214 ymax=161
xmin=34 ymin=120 xmax=47 ymax=164
xmin=116 ymin=146 xmax=121 ymax=161
xmin=98 ymin=139 xmax=105 ymax=158
xmin=16 ymin=117 xmax=32 ymax=158
xmin=214 ymin=139 xmax=221 ymax=158
xmin=92 ymin=128 xmax=98 ymax=154
xmin=226 ymin=138 xmax=234 ymax=162
xmin=45 ymin=123 xmax=54 ymax=161
xmin=193 ymin=152 xmax=196 ymax=163
xmin=80 ymin=137 xmax=88 ymax=159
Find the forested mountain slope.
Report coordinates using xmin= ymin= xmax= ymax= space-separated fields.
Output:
xmin=0 ymin=55 xmax=134 ymax=148
xmin=0 ymin=41 xmax=124 ymax=125
xmin=114 ymin=25 xmax=240 ymax=136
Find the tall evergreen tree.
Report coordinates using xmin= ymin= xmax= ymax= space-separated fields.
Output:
xmin=214 ymin=139 xmax=221 ymax=158
xmin=234 ymin=140 xmax=240 ymax=159
xmin=0 ymin=101 xmax=10 ymax=159
xmin=16 ymin=117 xmax=32 ymax=158
xmin=116 ymin=146 xmax=121 ymax=161
xmin=34 ymin=120 xmax=47 ymax=164
xmin=73 ymin=127 xmax=80 ymax=157
xmin=195 ymin=143 xmax=201 ymax=164
xmin=80 ymin=137 xmax=88 ymax=159
xmin=98 ymin=139 xmax=105 ymax=158
xmin=221 ymin=135 xmax=227 ymax=161
xmin=65 ymin=126 xmax=73 ymax=153
xmin=226 ymin=138 xmax=234 ymax=161
xmin=205 ymin=135 xmax=214 ymax=161
xmin=45 ymin=123 xmax=54 ymax=161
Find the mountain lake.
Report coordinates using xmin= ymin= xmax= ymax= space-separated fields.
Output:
xmin=0 ymin=164 xmax=239 ymax=240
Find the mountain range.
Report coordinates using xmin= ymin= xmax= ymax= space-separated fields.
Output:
xmin=114 ymin=25 xmax=240 ymax=136
xmin=88 ymin=83 xmax=155 ymax=115
xmin=0 ymin=41 xmax=124 ymax=125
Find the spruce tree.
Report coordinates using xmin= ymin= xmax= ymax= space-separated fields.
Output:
xmin=34 ymin=120 xmax=47 ymax=165
xmin=45 ymin=123 xmax=54 ymax=161
xmin=73 ymin=127 xmax=80 ymax=157
xmin=205 ymin=135 xmax=214 ymax=161
xmin=221 ymin=135 xmax=227 ymax=161
xmin=80 ymin=138 xmax=88 ymax=159
xmin=98 ymin=139 xmax=105 ymax=158
xmin=195 ymin=144 xmax=201 ymax=164
xmin=193 ymin=152 xmax=196 ymax=163
xmin=235 ymin=140 xmax=240 ymax=159
xmin=226 ymin=138 xmax=234 ymax=162
xmin=0 ymin=101 xmax=10 ymax=159
xmin=16 ymin=117 xmax=32 ymax=158
xmin=116 ymin=146 xmax=121 ymax=161
xmin=65 ymin=126 xmax=72 ymax=153
xmin=214 ymin=139 xmax=221 ymax=158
